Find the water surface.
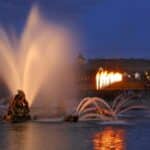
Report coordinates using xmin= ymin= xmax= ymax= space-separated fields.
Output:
xmin=0 ymin=117 xmax=150 ymax=150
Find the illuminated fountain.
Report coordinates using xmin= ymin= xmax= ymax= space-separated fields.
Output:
xmin=0 ymin=5 xmax=148 ymax=123
xmin=65 ymin=93 xmax=148 ymax=122
xmin=0 ymin=6 xmax=77 ymax=116
xmin=96 ymin=68 xmax=123 ymax=90
xmin=64 ymin=68 xmax=148 ymax=122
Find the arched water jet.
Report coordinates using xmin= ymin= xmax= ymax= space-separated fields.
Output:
xmin=114 ymin=94 xmax=142 ymax=114
xmin=76 ymin=97 xmax=113 ymax=114
xmin=79 ymin=113 xmax=101 ymax=121
xmin=76 ymin=97 xmax=91 ymax=112
xmin=112 ymin=94 xmax=125 ymax=110
xmin=79 ymin=108 xmax=112 ymax=121
xmin=68 ymin=93 xmax=149 ymax=122
xmin=117 ymin=105 xmax=148 ymax=115
xmin=79 ymin=107 xmax=97 ymax=116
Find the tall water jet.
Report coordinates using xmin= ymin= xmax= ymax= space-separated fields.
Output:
xmin=0 ymin=6 xmax=78 ymax=115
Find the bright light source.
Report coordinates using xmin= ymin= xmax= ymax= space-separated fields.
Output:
xmin=96 ymin=69 xmax=123 ymax=90
xmin=135 ymin=72 xmax=141 ymax=80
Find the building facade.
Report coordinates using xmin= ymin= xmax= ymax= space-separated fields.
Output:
xmin=77 ymin=55 xmax=150 ymax=92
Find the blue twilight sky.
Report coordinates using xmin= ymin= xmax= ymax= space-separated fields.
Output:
xmin=0 ymin=0 xmax=150 ymax=58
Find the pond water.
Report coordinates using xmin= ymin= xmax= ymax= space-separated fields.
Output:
xmin=0 ymin=113 xmax=150 ymax=150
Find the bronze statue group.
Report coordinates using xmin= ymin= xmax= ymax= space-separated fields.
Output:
xmin=3 ymin=90 xmax=30 ymax=123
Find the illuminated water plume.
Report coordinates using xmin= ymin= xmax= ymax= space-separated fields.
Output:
xmin=0 ymin=6 xmax=77 ymax=108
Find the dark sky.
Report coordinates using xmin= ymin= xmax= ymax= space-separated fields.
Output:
xmin=0 ymin=0 xmax=150 ymax=58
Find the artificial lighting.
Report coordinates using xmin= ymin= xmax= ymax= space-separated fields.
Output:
xmin=96 ymin=69 xmax=123 ymax=90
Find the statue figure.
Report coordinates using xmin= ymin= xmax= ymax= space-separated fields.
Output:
xmin=4 ymin=90 xmax=30 ymax=122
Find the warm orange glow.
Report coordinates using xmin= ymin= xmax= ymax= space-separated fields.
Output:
xmin=96 ymin=69 xmax=123 ymax=90
xmin=93 ymin=127 xmax=126 ymax=150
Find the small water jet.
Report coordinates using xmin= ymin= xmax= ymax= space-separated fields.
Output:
xmin=66 ymin=93 xmax=149 ymax=122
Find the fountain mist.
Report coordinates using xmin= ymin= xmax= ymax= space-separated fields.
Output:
xmin=0 ymin=6 xmax=77 ymax=114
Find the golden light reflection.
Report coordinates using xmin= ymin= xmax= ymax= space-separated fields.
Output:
xmin=96 ymin=69 xmax=123 ymax=90
xmin=93 ymin=127 xmax=126 ymax=150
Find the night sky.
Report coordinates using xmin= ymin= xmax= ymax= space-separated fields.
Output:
xmin=0 ymin=0 xmax=150 ymax=58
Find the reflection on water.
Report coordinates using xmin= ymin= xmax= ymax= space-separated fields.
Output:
xmin=93 ymin=127 xmax=126 ymax=150
xmin=7 ymin=123 xmax=34 ymax=150
xmin=5 ymin=123 xmax=72 ymax=150
xmin=0 ymin=121 xmax=150 ymax=150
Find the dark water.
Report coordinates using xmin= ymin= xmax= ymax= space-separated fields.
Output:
xmin=0 ymin=116 xmax=150 ymax=150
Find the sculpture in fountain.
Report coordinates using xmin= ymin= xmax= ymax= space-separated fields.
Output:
xmin=3 ymin=90 xmax=30 ymax=123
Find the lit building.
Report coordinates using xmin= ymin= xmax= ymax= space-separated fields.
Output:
xmin=77 ymin=55 xmax=150 ymax=92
